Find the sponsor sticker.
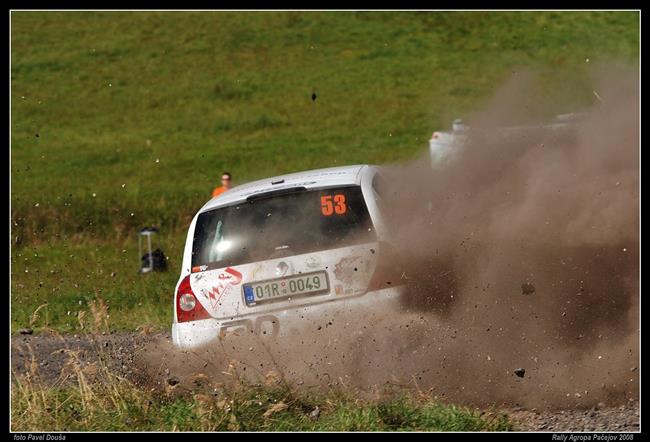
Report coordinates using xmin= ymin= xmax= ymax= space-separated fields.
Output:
xmin=204 ymin=267 xmax=243 ymax=309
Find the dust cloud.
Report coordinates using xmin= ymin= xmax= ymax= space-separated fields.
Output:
xmin=139 ymin=66 xmax=639 ymax=410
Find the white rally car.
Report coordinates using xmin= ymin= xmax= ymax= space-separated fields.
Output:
xmin=429 ymin=113 xmax=584 ymax=167
xmin=172 ymin=165 xmax=402 ymax=348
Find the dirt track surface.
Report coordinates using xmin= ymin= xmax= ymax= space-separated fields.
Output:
xmin=11 ymin=331 xmax=153 ymax=387
xmin=506 ymin=403 xmax=640 ymax=432
xmin=10 ymin=331 xmax=640 ymax=432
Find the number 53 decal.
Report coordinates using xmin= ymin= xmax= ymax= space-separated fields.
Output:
xmin=321 ymin=194 xmax=347 ymax=216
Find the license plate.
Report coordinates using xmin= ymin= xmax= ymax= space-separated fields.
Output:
xmin=243 ymin=271 xmax=329 ymax=306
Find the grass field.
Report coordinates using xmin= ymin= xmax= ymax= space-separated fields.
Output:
xmin=10 ymin=11 xmax=639 ymax=432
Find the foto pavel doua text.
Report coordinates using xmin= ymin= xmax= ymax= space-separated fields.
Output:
xmin=14 ymin=435 xmax=66 ymax=441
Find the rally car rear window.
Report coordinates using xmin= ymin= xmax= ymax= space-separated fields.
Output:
xmin=191 ymin=185 xmax=375 ymax=270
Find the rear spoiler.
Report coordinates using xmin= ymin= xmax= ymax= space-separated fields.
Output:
xmin=246 ymin=186 xmax=308 ymax=203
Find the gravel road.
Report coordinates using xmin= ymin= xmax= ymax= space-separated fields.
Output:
xmin=10 ymin=331 xmax=640 ymax=432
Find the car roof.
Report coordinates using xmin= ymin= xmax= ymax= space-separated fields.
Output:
xmin=200 ymin=164 xmax=372 ymax=212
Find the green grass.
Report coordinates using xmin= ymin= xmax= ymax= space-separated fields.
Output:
xmin=12 ymin=371 xmax=511 ymax=431
xmin=11 ymin=12 xmax=639 ymax=241
xmin=10 ymin=237 xmax=182 ymax=333
xmin=10 ymin=11 xmax=639 ymax=333
xmin=13 ymin=388 xmax=511 ymax=431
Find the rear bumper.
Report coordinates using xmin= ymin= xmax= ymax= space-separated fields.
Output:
xmin=172 ymin=285 xmax=404 ymax=349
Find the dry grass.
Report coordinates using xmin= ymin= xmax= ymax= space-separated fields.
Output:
xmin=11 ymin=344 xmax=512 ymax=431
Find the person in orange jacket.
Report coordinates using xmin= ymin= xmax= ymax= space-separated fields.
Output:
xmin=212 ymin=172 xmax=232 ymax=198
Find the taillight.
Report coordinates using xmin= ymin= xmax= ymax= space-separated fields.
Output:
xmin=176 ymin=275 xmax=211 ymax=323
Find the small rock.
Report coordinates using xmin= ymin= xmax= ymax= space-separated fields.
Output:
xmin=167 ymin=377 xmax=180 ymax=386
xmin=18 ymin=328 xmax=33 ymax=335
xmin=521 ymin=283 xmax=535 ymax=295
xmin=514 ymin=368 xmax=526 ymax=378
xmin=309 ymin=406 xmax=321 ymax=420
